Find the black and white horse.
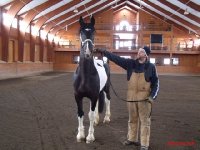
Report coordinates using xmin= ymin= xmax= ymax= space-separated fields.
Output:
xmin=73 ymin=16 xmax=111 ymax=143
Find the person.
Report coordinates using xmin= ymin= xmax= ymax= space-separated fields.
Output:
xmin=95 ymin=46 xmax=159 ymax=150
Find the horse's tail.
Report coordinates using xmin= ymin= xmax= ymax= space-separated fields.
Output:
xmin=98 ymin=90 xmax=105 ymax=113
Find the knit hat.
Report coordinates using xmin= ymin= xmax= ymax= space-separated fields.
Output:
xmin=143 ymin=46 xmax=151 ymax=56
xmin=138 ymin=46 xmax=151 ymax=57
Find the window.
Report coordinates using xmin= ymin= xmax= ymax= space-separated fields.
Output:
xmin=12 ymin=18 xmax=18 ymax=28
xmin=73 ymin=56 xmax=80 ymax=64
xmin=194 ymin=39 xmax=200 ymax=47
xmin=150 ymin=34 xmax=163 ymax=43
xmin=150 ymin=58 xmax=156 ymax=64
xmin=115 ymin=21 xmax=132 ymax=31
xmin=114 ymin=34 xmax=135 ymax=50
xmin=114 ymin=21 xmax=136 ymax=50
xmin=164 ymin=58 xmax=170 ymax=65
xmin=187 ymin=40 xmax=193 ymax=48
xmin=115 ymin=39 xmax=134 ymax=50
xmin=172 ymin=58 xmax=179 ymax=65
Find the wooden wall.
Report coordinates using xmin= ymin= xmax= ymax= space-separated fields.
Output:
xmin=53 ymin=50 xmax=79 ymax=72
xmin=0 ymin=26 xmax=53 ymax=80
xmin=0 ymin=62 xmax=53 ymax=80
xmin=1 ymin=7 xmax=200 ymax=79
xmin=54 ymin=8 xmax=200 ymax=75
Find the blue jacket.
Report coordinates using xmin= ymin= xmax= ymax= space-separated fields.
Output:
xmin=103 ymin=51 xmax=159 ymax=100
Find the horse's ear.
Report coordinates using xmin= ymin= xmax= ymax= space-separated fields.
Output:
xmin=79 ymin=16 xmax=84 ymax=27
xmin=90 ymin=15 xmax=95 ymax=26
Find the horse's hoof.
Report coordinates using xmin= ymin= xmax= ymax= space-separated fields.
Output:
xmin=94 ymin=120 xmax=99 ymax=126
xmin=86 ymin=135 xmax=95 ymax=144
xmin=77 ymin=138 xmax=82 ymax=142
xmin=103 ymin=118 xmax=110 ymax=124
xmin=77 ymin=133 xmax=85 ymax=142
xmin=86 ymin=139 xmax=95 ymax=144
xmin=77 ymin=137 xmax=85 ymax=142
xmin=103 ymin=120 xmax=110 ymax=123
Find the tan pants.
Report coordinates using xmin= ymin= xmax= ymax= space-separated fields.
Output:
xmin=127 ymin=73 xmax=151 ymax=147
xmin=127 ymin=101 xmax=151 ymax=147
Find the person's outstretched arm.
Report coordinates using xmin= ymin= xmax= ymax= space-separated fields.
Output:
xmin=96 ymin=48 xmax=133 ymax=70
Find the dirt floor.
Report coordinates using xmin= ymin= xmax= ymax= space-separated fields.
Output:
xmin=0 ymin=72 xmax=200 ymax=150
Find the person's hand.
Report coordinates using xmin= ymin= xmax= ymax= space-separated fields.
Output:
xmin=148 ymin=96 xmax=154 ymax=104
xmin=94 ymin=48 xmax=106 ymax=53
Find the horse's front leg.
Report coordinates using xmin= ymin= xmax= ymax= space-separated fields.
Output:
xmin=103 ymin=91 xmax=111 ymax=123
xmin=86 ymin=99 xmax=97 ymax=143
xmin=75 ymin=95 xmax=85 ymax=142
xmin=94 ymin=100 xmax=99 ymax=126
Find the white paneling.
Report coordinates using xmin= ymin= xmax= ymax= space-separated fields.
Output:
xmin=34 ymin=0 xmax=72 ymax=20
xmin=133 ymin=0 xmax=197 ymax=33
xmin=0 ymin=0 xmax=13 ymax=7
xmin=67 ymin=0 xmax=121 ymax=27
xmin=45 ymin=0 xmax=92 ymax=24
xmin=18 ymin=0 xmax=48 ymax=15
xmin=148 ymin=0 xmax=200 ymax=27
xmin=166 ymin=0 xmax=200 ymax=19
xmin=190 ymin=0 xmax=200 ymax=5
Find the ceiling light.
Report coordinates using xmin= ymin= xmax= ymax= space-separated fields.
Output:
xmin=184 ymin=8 xmax=189 ymax=15
xmin=139 ymin=0 xmax=143 ymax=9
xmin=73 ymin=7 xmax=78 ymax=13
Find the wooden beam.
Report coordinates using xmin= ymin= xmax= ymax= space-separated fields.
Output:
xmin=1 ymin=0 xmax=31 ymax=62
xmin=140 ymin=0 xmax=199 ymax=33
xmin=18 ymin=0 xmax=62 ymax=62
xmin=49 ymin=0 xmax=113 ymax=37
xmin=178 ymin=0 xmax=200 ymax=12
xmin=157 ymin=0 xmax=200 ymax=30
xmin=42 ymin=0 xmax=97 ymax=37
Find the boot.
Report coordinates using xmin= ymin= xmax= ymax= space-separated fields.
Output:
xmin=140 ymin=146 xmax=148 ymax=150
xmin=123 ymin=140 xmax=140 ymax=146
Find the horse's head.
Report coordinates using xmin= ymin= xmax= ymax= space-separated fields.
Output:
xmin=79 ymin=16 xmax=95 ymax=58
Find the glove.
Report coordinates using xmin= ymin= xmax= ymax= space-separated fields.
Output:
xmin=95 ymin=48 xmax=106 ymax=53
xmin=148 ymin=96 xmax=154 ymax=104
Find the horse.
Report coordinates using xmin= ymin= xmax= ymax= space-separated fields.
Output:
xmin=73 ymin=16 xmax=111 ymax=144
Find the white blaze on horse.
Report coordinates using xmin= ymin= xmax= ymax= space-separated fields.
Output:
xmin=73 ymin=16 xmax=111 ymax=144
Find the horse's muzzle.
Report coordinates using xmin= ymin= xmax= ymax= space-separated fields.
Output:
xmin=85 ymin=54 xmax=90 ymax=58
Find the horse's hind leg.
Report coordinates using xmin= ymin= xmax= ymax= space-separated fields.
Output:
xmin=86 ymin=99 xmax=97 ymax=143
xmin=103 ymin=90 xmax=111 ymax=123
xmin=75 ymin=95 xmax=85 ymax=142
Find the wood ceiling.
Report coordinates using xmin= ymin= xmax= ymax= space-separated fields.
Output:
xmin=0 ymin=0 xmax=200 ymax=40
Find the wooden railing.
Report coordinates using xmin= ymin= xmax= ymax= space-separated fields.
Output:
xmin=95 ymin=23 xmax=172 ymax=32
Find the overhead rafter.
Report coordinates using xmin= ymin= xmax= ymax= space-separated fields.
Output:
xmin=0 ymin=0 xmax=14 ymax=8
xmin=18 ymin=0 xmax=62 ymax=62
xmin=1 ymin=0 xmax=199 ymax=44
xmin=47 ymin=0 xmax=114 ymax=36
xmin=144 ymin=0 xmax=200 ymax=33
xmin=128 ymin=1 xmax=190 ymax=33
xmin=129 ymin=0 xmax=199 ymax=34
xmin=1 ymin=0 xmax=32 ymax=61
xmin=178 ymin=0 xmax=200 ymax=12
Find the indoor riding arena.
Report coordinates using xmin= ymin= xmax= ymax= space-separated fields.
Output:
xmin=0 ymin=1 xmax=200 ymax=150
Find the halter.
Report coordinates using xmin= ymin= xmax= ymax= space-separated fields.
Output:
xmin=80 ymin=32 xmax=95 ymax=47
xmin=81 ymin=39 xmax=95 ymax=47
xmin=80 ymin=32 xmax=95 ymax=57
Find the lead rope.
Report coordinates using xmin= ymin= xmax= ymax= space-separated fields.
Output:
xmin=94 ymin=51 xmax=152 ymax=116
xmin=109 ymin=80 xmax=152 ymax=117
xmin=101 ymin=54 xmax=152 ymax=117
